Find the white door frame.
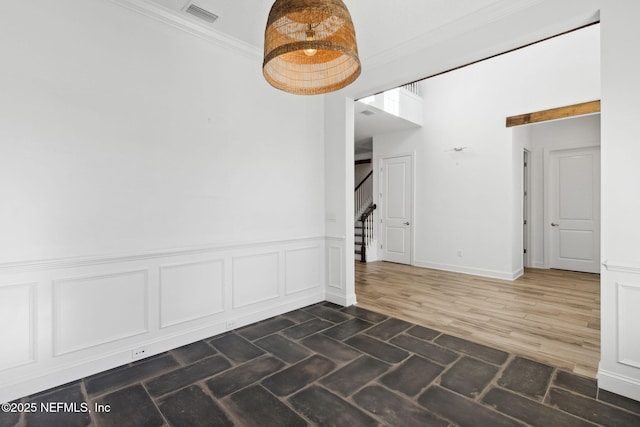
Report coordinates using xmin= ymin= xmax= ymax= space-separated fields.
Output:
xmin=377 ymin=153 xmax=415 ymax=265
xmin=543 ymin=145 xmax=601 ymax=270
xmin=523 ymin=149 xmax=531 ymax=268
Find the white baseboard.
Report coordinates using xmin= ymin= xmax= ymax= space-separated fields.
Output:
xmin=325 ymin=291 xmax=357 ymax=307
xmin=598 ymin=368 xmax=640 ymax=402
xmin=414 ymin=260 xmax=523 ymax=281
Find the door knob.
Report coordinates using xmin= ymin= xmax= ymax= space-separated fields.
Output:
xmin=551 ymin=223 xmax=560 ymax=227
xmin=404 ymin=222 xmax=410 ymax=225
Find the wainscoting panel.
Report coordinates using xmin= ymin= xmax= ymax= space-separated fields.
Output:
xmin=617 ymin=281 xmax=640 ymax=369
xmin=232 ymin=252 xmax=280 ymax=309
xmin=0 ymin=237 xmax=329 ymax=403
xmin=53 ymin=270 xmax=149 ymax=355
xmin=327 ymin=244 xmax=343 ymax=290
xmin=160 ymin=259 xmax=224 ymax=328
xmin=600 ymin=261 xmax=640 ymax=401
xmin=0 ymin=283 xmax=35 ymax=371
xmin=285 ymin=246 xmax=322 ymax=295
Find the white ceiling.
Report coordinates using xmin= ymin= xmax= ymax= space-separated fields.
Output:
xmin=354 ymin=101 xmax=421 ymax=153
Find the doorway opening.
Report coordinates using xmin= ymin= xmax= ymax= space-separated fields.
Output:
xmin=522 ymin=114 xmax=601 ymax=274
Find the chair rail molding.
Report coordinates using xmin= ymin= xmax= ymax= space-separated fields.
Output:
xmin=602 ymin=260 xmax=640 ymax=274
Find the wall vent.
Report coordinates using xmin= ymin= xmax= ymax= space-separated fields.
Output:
xmin=184 ymin=3 xmax=218 ymax=23
xmin=360 ymin=110 xmax=375 ymax=116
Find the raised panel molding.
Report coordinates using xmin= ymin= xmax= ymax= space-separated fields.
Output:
xmin=0 ymin=283 xmax=36 ymax=371
xmin=0 ymin=237 xmax=328 ymax=403
xmin=160 ymin=259 xmax=225 ymax=328
xmin=53 ymin=270 xmax=148 ymax=355
xmin=327 ymin=245 xmax=343 ymax=289
xmin=617 ymin=281 xmax=640 ymax=369
xmin=285 ymin=246 xmax=322 ymax=295
xmin=600 ymin=261 xmax=640 ymax=401
xmin=232 ymin=252 xmax=280 ymax=309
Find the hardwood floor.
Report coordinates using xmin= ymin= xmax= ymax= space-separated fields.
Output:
xmin=355 ymin=261 xmax=601 ymax=378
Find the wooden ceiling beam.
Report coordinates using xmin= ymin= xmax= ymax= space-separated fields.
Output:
xmin=506 ymin=100 xmax=600 ymax=127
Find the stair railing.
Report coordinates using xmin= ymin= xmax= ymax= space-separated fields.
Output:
xmin=358 ymin=203 xmax=376 ymax=262
xmin=355 ymin=171 xmax=373 ymax=219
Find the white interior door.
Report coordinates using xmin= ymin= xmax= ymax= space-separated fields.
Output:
xmin=548 ymin=147 xmax=600 ymax=273
xmin=380 ymin=155 xmax=412 ymax=264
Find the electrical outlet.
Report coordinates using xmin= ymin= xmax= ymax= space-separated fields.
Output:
xmin=226 ymin=320 xmax=237 ymax=330
xmin=132 ymin=347 xmax=147 ymax=360
xmin=457 ymin=250 xmax=463 ymax=258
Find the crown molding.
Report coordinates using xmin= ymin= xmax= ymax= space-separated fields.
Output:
xmin=107 ymin=0 xmax=262 ymax=59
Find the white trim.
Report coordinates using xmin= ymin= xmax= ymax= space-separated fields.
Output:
xmin=231 ymin=252 xmax=281 ymax=309
xmin=327 ymin=245 xmax=344 ymax=290
xmin=284 ymin=245 xmax=323 ymax=296
xmin=414 ymin=260 xmax=523 ymax=281
xmin=616 ymin=281 xmax=640 ymax=369
xmin=602 ymin=260 xmax=640 ymax=274
xmin=523 ymin=148 xmax=532 ymax=268
xmin=159 ymin=259 xmax=226 ymax=329
xmin=52 ymin=270 xmax=150 ymax=356
xmin=0 ymin=236 xmax=327 ymax=273
xmin=325 ymin=290 xmax=357 ymax=307
xmin=0 ymin=283 xmax=37 ymax=371
xmin=598 ymin=368 xmax=640 ymax=402
xmin=0 ymin=236 xmax=332 ymax=402
xmin=107 ymin=0 xmax=261 ymax=59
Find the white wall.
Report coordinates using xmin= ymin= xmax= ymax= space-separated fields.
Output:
xmin=0 ymin=1 xmax=326 ymax=262
xmin=599 ymin=0 xmax=640 ymax=401
xmin=373 ymin=25 xmax=600 ymax=280
xmin=0 ymin=0 xmax=327 ymax=401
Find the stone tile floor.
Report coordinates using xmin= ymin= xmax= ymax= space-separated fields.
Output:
xmin=2 ymin=302 xmax=640 ymax=426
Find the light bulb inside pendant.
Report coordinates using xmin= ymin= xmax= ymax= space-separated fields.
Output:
xmin=304 ymin=25 xmax=317 ymax=57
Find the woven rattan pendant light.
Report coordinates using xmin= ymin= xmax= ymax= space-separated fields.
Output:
xmin=263 ymin=0 xmax=361 ymax=95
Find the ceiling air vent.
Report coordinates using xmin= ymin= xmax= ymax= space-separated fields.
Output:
xmin=360 ymin=110 xmax=375 ymax=116
xmin=184 ymin=3 xmax=218 ymax=24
